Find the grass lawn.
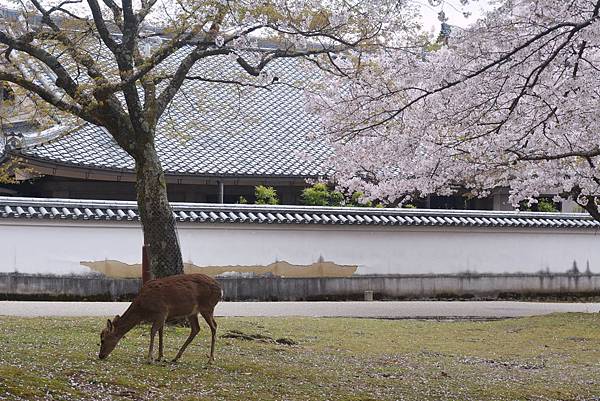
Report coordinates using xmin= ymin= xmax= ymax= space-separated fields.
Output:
xmin=0 ymin=313 xmax=599 ymax=400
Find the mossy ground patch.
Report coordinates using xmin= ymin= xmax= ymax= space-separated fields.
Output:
xmin=0 ymin=314 xmax=599 ymax=400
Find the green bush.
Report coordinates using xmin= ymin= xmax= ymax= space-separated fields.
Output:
xmin=301 ymin=184 xmax=385 ymax=208
xmin=301 ymin=183 xmax=329 ymax=206
xmin=537 ymin=199 xmax=558 ymax=213
xmin=301 ymin=183 xmax=344 ymax=206
xmin=255 ymin=185 xmax=279 ymax=205
xmin=330 ymin=191 xmax=344 ymax=206
xmin=520 ymin=198 xmax=559 ymax=213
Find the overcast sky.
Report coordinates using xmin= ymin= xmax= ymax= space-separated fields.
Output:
xmin=0 ymin=0 xmax=496 ymax=38
xmin=418 ymin=0 xmax=495 ymax=36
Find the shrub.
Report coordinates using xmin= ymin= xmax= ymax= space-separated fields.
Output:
xmin=301 ymin=184 xmax=385 ymax=208
xmin=301 ymin=183 xmax=330 ymax=206
xmin=301 ymin=183 xmax=344 ymax=206
xmin=255 ymin=185 xmax=279 ymax=205
xmin=537 ymin=199 xmax=558 ymax=213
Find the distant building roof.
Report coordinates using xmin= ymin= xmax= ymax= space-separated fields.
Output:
xmin=0 ymin=196 xmax=596 ymax=229
xmin=5 ymin=48 xmax=330 ymax=180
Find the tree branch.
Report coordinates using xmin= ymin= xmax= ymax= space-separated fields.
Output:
xmin=515 ymin=148 xmax=600 ymax=162
xmin=27 ymin=0 xmax=113 ymax=97
xmin=0 ymin=71 xmax=93 ymax=122
xmin=345 ymin=18 xmax=595 ymax=137
xmin=86 ymin=0 xmax=119 ymax=53
xmin=157 ymin=74 xmax=276 ymax=89
xmin=155 ymin=47 xmax=231 ymax=118
xmin=137 ymin=0 xmax=159 ymax=23
xmin=0 ymin=30 xmax=81 ymax=101
xmin=100 ymin=0 xmax=123 ymax=31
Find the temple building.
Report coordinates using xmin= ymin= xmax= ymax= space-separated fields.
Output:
xmin=1 ymin=49 xmax=331 ymax=204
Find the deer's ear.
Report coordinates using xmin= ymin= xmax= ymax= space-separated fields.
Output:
xmin=113 ymin=315 xmax=120 ymax=324
xmin=106 ymin=319 xmax=113 ymax=331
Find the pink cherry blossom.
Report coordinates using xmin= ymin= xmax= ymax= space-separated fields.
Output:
xmin=312 ymin=0 xmax=600 ymax=218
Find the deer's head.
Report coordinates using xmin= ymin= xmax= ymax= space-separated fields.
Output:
xmin=98 ymin=316 xmax=121 ymax=359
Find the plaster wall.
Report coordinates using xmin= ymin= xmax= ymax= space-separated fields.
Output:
xmin=0 ymin=219 xmax=598 ymax=277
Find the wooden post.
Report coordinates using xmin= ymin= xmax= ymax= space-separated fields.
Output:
xmin=142 ymin=244 xmax=151 ymax=284
xmin=218 ymin=181 xmax=224 ymax=204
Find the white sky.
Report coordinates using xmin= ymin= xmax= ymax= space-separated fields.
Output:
xmin=417 ymin=0 xmax=495 ymax=36
xmin=0 ymin=0 xmax=495 ymax=30
xmin=0 ymin=0 xmax=496 ymax=38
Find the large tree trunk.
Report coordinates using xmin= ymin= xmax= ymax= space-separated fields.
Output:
xmin=135 ymin=139 xmax=184 ymax=278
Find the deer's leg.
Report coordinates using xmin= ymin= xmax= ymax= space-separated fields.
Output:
xmin=200 ymin=310 xmax=217 ymax=363
xmin=157 ymin=325 xmax=164 ymax=361
xmin=172 ymin=315 xmax=200 ymax=363
xmin=148 ymin=320 xmax=162 ymax=362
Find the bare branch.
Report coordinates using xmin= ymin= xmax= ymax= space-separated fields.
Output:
xmin=159 ymin=74 xmax=276 ymax=89
xmin=25 ymin=0 xmax=113 ymax=95
xmin=137 ymin=0 xmax=159 ymax=23
xmin=0 ymin=71 xmax=91 ymax=121
xmin=0 ymin=30 xmax=81 ymax=100
xmin=86 ymin=0 xmax=119 ymax=53
xmin=515 ymin=148 xmax=600 ymax=162
xmin=100 ymin=0 xmax=123 ymax=30
xmin=155 ymin=47 xmax=231 ymax=118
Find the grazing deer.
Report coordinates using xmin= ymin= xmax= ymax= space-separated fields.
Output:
xmin=98 ymin=273 xmax=222 ymax=363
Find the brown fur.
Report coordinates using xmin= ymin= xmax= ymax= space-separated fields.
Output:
xmin=99 ymin=273 xmax=222 ymax=363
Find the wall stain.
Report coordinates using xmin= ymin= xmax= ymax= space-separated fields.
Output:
xmin=80 ymin=260 xmax=357 ymax=278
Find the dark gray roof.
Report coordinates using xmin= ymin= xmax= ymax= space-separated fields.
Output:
xmin=12 ymin=49 xmax=329 ymax=178
xmin=1 ymin=196 xmax=597 ymax=229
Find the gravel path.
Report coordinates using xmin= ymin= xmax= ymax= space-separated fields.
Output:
xmin=1 ymin=301 xmax=599 ymax=319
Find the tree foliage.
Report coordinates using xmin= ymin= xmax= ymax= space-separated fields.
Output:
xmin=0 ymin=163 xmax=15 ymax=184
xmin=0 ymin=0 xmax=412 ymax=276
xmin=0 ymin=157 xmax=33 ymax=184
xmin=314 ymin=0 xmax=600 ymax=219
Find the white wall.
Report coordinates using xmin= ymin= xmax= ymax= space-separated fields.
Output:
xmin=1 ymin=219 xmax=599 ymax=276
xmin=0 ymin=220 xmax=142 ymax=275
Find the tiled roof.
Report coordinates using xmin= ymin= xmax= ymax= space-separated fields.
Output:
xmin=1 ymin=196 xmax=597 ymax=229
xmin=13 ymin=48 xmax=329 ymax=177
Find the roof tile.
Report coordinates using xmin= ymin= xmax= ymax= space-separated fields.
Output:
xmin=17 ymin=52 xmax=328 ymax=178
xmin=2 ymin=197 xmax=596 ymax=230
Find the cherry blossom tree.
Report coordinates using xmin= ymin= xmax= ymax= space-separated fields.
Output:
xmin=313 ymin=0 xmax=600 ymax=219
xmin=0 ymin=0 xmax=415 ymax=277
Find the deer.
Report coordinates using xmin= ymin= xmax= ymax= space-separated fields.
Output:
xmin=98 ymin=273 xmax=222 ymax=363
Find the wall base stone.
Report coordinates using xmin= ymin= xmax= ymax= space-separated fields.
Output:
xmin=2 ymin=273 xmax=600 ymax=302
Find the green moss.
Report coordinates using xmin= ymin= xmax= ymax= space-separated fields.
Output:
xmin=0 ymin=314 xmax=599 ymax=400
xmin=0 ymin=366 xmax=84 ymax=399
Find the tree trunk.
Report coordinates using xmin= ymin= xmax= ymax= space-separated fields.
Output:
xmin=135 ymin=139 xmax=184 ymax=278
